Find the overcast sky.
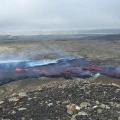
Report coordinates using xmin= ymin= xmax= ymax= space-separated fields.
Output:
xmin=0 ymin=0 xmax=120 ymax=31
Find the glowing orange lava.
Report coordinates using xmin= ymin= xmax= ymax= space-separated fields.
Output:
xmin=15 ymin=68 xmax=22 ymax=71
xmin=15 ymin=68 xmax=28 ymax=72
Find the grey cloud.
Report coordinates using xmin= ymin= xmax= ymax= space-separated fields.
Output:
xmin=0 ymin=0 xmax=120 ymax=30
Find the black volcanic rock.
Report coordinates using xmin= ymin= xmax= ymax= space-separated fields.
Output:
xmin=0 ymin=80 xmax=120 ymax=120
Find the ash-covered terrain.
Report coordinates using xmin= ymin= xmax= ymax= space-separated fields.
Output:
xmin=0 ymin=33 xmax=120 ymax=119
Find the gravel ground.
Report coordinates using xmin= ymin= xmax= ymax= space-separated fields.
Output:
xmin=0 ymin=80 xmax=120 ymax=120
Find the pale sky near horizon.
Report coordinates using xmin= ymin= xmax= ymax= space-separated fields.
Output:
xmin=0 ymin=0 xmax=120 ymax=31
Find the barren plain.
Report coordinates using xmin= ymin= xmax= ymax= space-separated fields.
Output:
xmin=0 ymin=36 xmax=120 ymax=119
xmin=0 ymin=38 xmax=120 ymax=98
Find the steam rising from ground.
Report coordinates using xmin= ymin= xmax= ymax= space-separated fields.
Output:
xmin=0 ymin=51 xmax=27 ymax=61
xmin=0 ymin=40 xmax=78 ymax=61
xmin=0 ymin=53 xmax=82 ymax=70
xmin=26 ymin=54 xmax=82 ymax=67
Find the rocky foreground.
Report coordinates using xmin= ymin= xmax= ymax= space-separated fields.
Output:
xmin=0 ymin=80 xmax=120 ymax=120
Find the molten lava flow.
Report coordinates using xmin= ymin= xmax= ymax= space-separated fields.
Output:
xmin=83 ymin=65 xmax=103 ymax=72
xmin=0 ymin=57 xmax=120 ymax=86
xmin=15 ymin=68 xmax=22 ymax=72
xmin=15 ymin=68 xmax=28 ymax=72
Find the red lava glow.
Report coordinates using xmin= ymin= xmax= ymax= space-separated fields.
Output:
xmin=15 ymin=68 xmax=28 ymax=72
xmin=83 ymin=65 xmax=103 ymax=72
xmin=15 ymin=68 xmax=22 ymax=71
xmin=0 ymin=58 xmax=120 ymax=86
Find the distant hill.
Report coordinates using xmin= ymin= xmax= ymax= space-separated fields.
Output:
xmin=81 ymin=33 xmax=120 ymax=40
xmin=0 ymin=29 xmax=120 ymax=41
xmin=0 ymin=28 xmax=120 ymax=36
xmin=0 ymin=34 xmax=106 ymax=41
xmin=78 ymin=28 xmax=120 ymax=34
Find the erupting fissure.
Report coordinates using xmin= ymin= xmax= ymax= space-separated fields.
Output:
xmin=15 ymin=68 xmax=28 ymax=72
xmin=0 ymin=57 xmax=120 ymax=85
